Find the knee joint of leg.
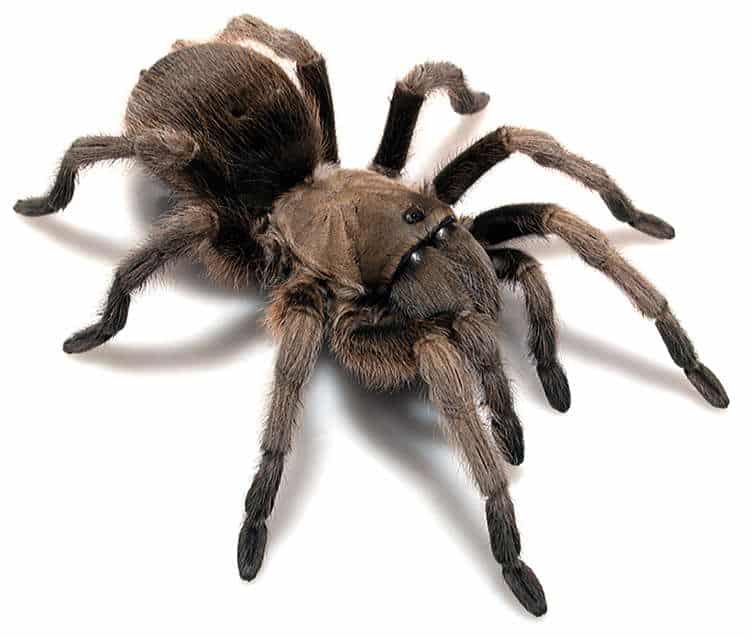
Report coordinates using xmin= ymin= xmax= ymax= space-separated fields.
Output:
xmin=590 ymin=247 xmax=616 ymax=270
xmin=515 ymin=258 xmax=543 ymax=284
xmin=496 ymin=126 xmax=512 ymax=149
xmin=548 ymin=210 xmax=611 ymax=268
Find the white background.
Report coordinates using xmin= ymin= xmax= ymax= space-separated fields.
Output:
xmin=1 ymin=2 xmax=749 ymax=636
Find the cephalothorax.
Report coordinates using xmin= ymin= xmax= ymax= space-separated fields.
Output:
xmin=15 ymin=15 xmax=728 ymax=616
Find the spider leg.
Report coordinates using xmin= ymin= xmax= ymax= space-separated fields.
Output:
xmin=470 ymin=204 xmax=729 ymax=408
xmin=218 ymin=14 xmax=338 ymax=163
xmin=14 ymin=136 xmax=134 ymax=216
xmin=415 ymin=334 xmax=546 ymax=616
xmin=371 ymin=62 xmax=489 ymax=177
xmin=433 ymin=127 xmax=675 ymax=240
xmin=489 ymin=248 xmax=570 ymax=412
xmin=237 ymin=280 xmax=325 ymax=581
xmin=450 ymin=311 xmax=525 ymax=465
xmin=62 ymin=203 xmax=214 ymax=354
xmin=328 ymin=306 xmax=544 ymax=613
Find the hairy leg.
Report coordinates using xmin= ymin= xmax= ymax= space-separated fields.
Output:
xmin=433 ymin=127 xmax=674 ymax=239
xmin=14 ymin=136 xmax=134 ymax=216
xmin=489 ymin=248 xmax=570 ymax=412
xmin=371 ymin=61 xmax=489 ymax=177
xmin=218 ymin=14 xmax=338 ymax=163
xmin=63 ymin=203 xmax=214 ymax=354
xmin=470 ymin=204 xmax=728 ymax=408
xmin=415 ymin=334 xmax=546 ymax=616
xmin=450 ymin=311 xmax=525 ymax=464
xmin=329 ymin=306 xmax=544 ymax=612
xmin=238 ymin=280 xmax=325 ymax=580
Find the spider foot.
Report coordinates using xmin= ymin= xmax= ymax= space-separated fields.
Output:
xmin=537 ymin=362 xmax=571 ymax=413
xmin=14 ymin=197 xmax=56 ymax=217
xmin=491 ymin=413 xmax=525 ymax=466
xmin=630 ymin=212 xmax=675 ymax=240
xmin=450 ymin=90 xmax=490 ymax=115
xmin=685 ymin=364 xmax=729 ymax=408
xmin=238 ymin=518 xmax=268 ymax=581
xmin=503 ymin=559 xmax=547 ymax=617
xmin=63 ymin=323 xmax=115 ymax=354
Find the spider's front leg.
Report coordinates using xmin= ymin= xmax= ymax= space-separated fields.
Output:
xmin=489 ymin=248 xmax=571 ymax=412
xmin=470 ymin=204 xmax=729 ymax=408
xmin=432 ymin=127 xmax=675 ymax=239
xmin=450 ymin=311 xmax=526 ymax=464
xmin=330 ymin=308 xmax=545 ymax=614
xmin=415 ymin=333 xmax=546 ymax=616
xmin=237 ymin=279 xmax=325 ymax=581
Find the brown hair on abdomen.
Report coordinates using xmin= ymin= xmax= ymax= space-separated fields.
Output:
xmin=125 ymin=43 xmax=323 ymax=206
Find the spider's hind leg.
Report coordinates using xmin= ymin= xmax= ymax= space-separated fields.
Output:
xmin=63 ymin=203 xmax=214 ymax=354
xmin=433 ymin=127 xmax=675 ymax=239
xmin=14 ymin=136 xmax=134 ymax=216
xmin=489 ymin=248 xmax=570 ymax=412
xmin=218 ymin=14 xmax=339 ymax=163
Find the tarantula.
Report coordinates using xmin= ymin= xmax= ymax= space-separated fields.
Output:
xmin=14 ymin=15 xmax=728 ymax=616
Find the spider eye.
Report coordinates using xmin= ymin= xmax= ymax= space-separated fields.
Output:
xmin=403 ymin=207 xmax=425 ymax=224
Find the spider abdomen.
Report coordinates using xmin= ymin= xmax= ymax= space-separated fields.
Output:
xmin=125 ymin=43 xmax=323 ymax=206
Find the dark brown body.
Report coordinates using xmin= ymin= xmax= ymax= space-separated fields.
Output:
xmin=14 ymin=14 xmax=728 ymax=618
xmin=126 ymin=44 xmax=321 ymax=207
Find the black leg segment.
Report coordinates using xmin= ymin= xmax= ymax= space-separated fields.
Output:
xmin=14 ymin=136 xmax=134 ymax=216
xmin=297 ymin=57 xmax=338 ymax=164
xmin=372 ymin=61 xmax=489 ymax=177
xmin=217 ymin=14 xmax=339 ymax=165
